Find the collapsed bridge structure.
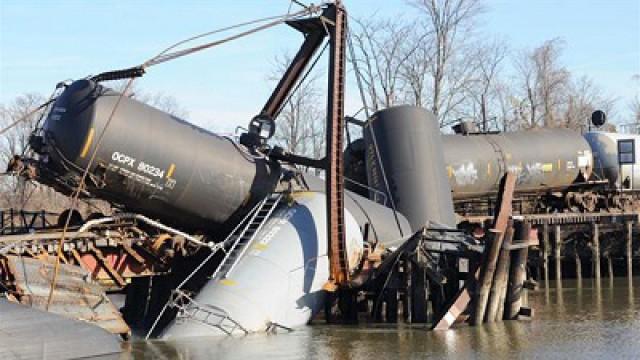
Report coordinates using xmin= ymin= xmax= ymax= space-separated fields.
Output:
xmin=4 ymin=2 xmax=633 ymax=356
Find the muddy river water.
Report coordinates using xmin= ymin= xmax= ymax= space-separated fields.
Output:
xmin=121 ymin=277 xmax=640 ymax=359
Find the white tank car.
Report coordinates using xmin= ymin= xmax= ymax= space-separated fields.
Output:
xmin=162 ymin=191 xmax=364 ymax=338
xmin=584 ymin=131 xmax=640 ymax=190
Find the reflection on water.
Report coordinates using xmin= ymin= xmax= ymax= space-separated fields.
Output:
xmin=122 ymin=277 xmax=640 ymax=359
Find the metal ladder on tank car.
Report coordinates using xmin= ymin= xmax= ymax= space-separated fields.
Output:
xmin=210 ymin=193 xmax=283 ymax=281
xmin=170 ymin=289 xmax=249 ymax=335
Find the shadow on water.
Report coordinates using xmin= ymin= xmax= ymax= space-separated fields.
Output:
xmin=122 ymin=277 xmax=640 ymax=359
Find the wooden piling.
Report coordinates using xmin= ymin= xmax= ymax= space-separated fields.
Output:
xmin=593 ymin=223 xmax=600 ymax=282
xmin=385 ymin=289 xmax=398 ymax=323
xmin=471 ymin=172 xmax=516 ymax=325
xmin=554 ymin=225 xmax=562 ymax=284
xmin=575 ymin=253 xmax=582 ymax=283
xmin=410 ymin=259 xmax=428 ymax=323
xmin=543 ymin=223 xmax=550 ymax=286
xmin=506 ymin=221 xmax=530 ymax=320
xmin=486 ymin=221 xmax=513 ymax=322
xmin=627 ymin=221 xmax=633 ymax=279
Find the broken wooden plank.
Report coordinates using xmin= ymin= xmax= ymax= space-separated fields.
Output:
xmin=471 ymin=172 xmax=516 ymax=325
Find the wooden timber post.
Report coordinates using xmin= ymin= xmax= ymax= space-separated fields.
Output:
xmin=486 ymin=220 xmax=513 ymax=322
xmin=506 ymin=221 xmax=530 ymax=320
xmin=627 ymin=221 xmax=633 ymax=279
xmin=575 ymin=252 xmax=582 ymax=283
xmin=410 ymin=251 xmax=428 ymax=323
xmin=471 ymin=172 xmax=516 ymax=325
xmin=592 ymin=223 xmax=600 ymax=282
xmin=543 ymin=223 xmax=550 ymax=286
xmin=554 ymin=225 xmax=562 ymax=284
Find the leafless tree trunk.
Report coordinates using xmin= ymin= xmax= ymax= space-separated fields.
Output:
xmin=349 ymin=18 xmax=417 ymax=113
xmin=409 ymin=0 xmax=483 ymax=126
xmin=461 ymin=39 xmax=507 ymax=131
xmin=563 ymin=75 xmax=615 ymax=131
xmin=514 ymin=38 xmax=569 ymax=128
xmin=270 ymin=53 xmax=325 ymax=159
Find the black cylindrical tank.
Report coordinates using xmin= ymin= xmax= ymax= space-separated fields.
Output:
xmin=364 ymin=106 xmax=456 ymax=230
xmin=39 ymin=80 xmax=281 ymax=232
xmin=442 ymin=129 xmax=593 ymax=199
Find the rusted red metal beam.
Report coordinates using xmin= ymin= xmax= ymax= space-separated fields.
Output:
xmin=325 ymin=1 xmax=349 ymax=287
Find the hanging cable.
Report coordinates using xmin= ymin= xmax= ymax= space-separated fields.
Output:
xmin=143 ymin=7 xmax=319 ymax=68
xmin=0 ymin=99 xmax=54 ymax=137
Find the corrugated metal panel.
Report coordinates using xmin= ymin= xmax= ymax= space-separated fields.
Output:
xmin=5 ymin=255 xmax=129 ymax=335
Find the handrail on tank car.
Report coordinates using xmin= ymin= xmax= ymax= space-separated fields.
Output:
xmin=344 ymin=177 xmax=388 ymax=206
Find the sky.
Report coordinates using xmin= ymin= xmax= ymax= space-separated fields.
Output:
xmin=1 ymin=0 xmax=639 ymax=132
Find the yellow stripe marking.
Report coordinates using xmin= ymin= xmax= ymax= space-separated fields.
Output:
xmin=447 ymin=166 xmax=453 ymax=178
xmin=220 ymin=279 xmax=237 ymax=286
xmin=166 ymin=163 xmax=176 ymax=178
xmin=558 ymin=159 xmax=561 ymax=171
xmin=487 ymin=162 xmax=491 ymax=176
xmin=292 ymin=191 xmax=316 ymax=199
xmin=80 ymin=128 xmax=95 ymax=158
xmin=253 ymin=243 xmax=268 ymax=251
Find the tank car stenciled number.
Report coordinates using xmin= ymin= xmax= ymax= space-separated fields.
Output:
xmin=137 ymin=161 xmax=165 ymax=179
xmin=111 ymin=151 xmax=136 ymax=167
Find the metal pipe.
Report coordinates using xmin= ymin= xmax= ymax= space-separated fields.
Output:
xmin=78 ymin=213 xmax=211 ymax=248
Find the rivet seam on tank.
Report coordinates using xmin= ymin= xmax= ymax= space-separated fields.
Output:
xmin=80 ymin=128 xmax=96 ymax=158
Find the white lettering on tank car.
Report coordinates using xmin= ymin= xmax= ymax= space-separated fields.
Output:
xmin=111 ymin=151 xmax=136 ymax=167
xmin=137 ymin=161 xmax=165 ymax=179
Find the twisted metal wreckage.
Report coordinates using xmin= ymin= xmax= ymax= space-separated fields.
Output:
xmin=0 ymin=2 xmax=542 ymax=357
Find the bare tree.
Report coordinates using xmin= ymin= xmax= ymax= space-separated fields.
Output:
xmin=409 ymin=0 xmax=483 ymax=126
xmin=0 ymin=94 xmax=46 ymax=209
xmin=270 ymin=53 xmax=325 ymax=159
xmin=349 ymin=17 xmax=417 ymax=112
xmin=460 ymin=38 xmax=508 ymax=131
xmin=627 ymin=74 xmax=640 ymax=133
xmin=113 ymin=80 xmax=189 ymax=118
xmin=400 ymin=28 xmax=434 ymax=107
xmin=631 ymin=96 xmax=640 ymax=128
xmin=563 ymin=75 xmax=616 ymax=131
xmin=514 ymin=38 xmax=569 ymax=128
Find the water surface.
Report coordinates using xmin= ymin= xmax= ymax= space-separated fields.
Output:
xmin=123 ymin=277 xmax=640 ymax=359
